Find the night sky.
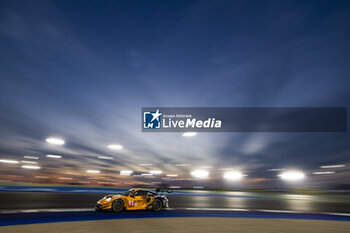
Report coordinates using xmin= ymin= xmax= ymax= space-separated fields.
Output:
xmin=0 ymin=0 xmax=349 ymax=187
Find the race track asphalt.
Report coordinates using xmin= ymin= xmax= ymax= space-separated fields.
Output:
xmin=2 ymin=217 xmax=350 ymax=233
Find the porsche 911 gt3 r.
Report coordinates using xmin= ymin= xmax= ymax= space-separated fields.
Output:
xmin=95 ymin=188 xmax=169 ymax=212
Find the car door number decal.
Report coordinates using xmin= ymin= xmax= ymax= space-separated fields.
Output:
xmin=128 ymin=200 xmax=134 ymax=206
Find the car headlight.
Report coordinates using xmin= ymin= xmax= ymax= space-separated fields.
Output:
xmin=106 ymin=197 xmax=112 ymax=202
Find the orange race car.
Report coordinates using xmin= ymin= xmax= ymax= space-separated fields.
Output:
xmin=95 ymin=188 xmax=170 ymax=212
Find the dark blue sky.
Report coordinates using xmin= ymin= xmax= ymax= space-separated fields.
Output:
xmin=0 ymin=0 xmax=349 ymax=187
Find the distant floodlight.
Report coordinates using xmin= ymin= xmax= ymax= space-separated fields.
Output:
xmin=138 ymin=163 xmax=152 ymax=166
xmin=21 ymin=165 xmax=41 ymax=170
xmin=21 ymin=160 xmax=38 ymax=164
xmin=183 ymin=132 xmax=197 ymax=137
xmin=267 ymin=168 xmax=285 ymax=171
xmin=175 ymin=163 xmax=190 ymax=167
xmin=223 ymin=171 xmax=244 ymax=180
xmin=120 ymin=170 xmax=133 ymax=176
xmin=0 ymin=159 xmax=20 ymax=164
xmin=46 ymin=154 xmax=62 ymax=159
xmin=166 ymin=174 xmax=178 ymax=177
xmin=108 ymin=144 xmax=123 ymax=150
xmin=320 ymin=164 xmax=345 ymax=169
xmin=313 ymin=171 xmax=335 ymax=175
xmin=98 ymin=156 xmax=114 ymax=160
xmin=150 ymin=170 xmax=162 ymax=174
xmin=219 ymin=168 xmax=234 ymax=171
xmin=46 ymin=137 xmax=65 ymax=145
xmin=191 ymin=169 xmax=209 ymax=179
xmin=23 ymin=156 xmax=39 ymax=160
xmin=35 ymin=176 xmax=49 ymax=179
xmin=279 ymin=171 xmax=305 ymax=181
xmin=86 ymin=170 xmax=100 ymax=174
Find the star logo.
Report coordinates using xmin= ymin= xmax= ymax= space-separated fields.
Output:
xmin=151 ymin=109 xmax=162 ymax=122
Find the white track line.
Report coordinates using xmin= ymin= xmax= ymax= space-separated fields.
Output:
xmin=169 ymin=208 xmax=249 ymax=212
xmin=257 ymin=209 xmax=300 ymax=213
xmin=323 ymin=212 xmax=350 ymax=217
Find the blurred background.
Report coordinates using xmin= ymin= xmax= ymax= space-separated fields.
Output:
xmin=0 ymin=0 xmax=349 ymax=202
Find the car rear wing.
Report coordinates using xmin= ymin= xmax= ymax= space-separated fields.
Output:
xmin=155 ymin=187 xmax=173 ymax=194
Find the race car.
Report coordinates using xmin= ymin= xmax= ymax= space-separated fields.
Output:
xmin=95 ymin=188 xmax=170 ymax=212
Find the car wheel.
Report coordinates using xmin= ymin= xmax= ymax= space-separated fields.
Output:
xmin=112 ymin=199 xmax=124 ymax=213
xmin=152 ymin=199 xmax=162 ymax=212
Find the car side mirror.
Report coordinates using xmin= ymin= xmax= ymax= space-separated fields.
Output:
xmin=130 ymin=194 xmax=135 ymax=198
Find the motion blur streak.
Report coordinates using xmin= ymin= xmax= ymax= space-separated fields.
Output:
xmin=21 ymin=165 xmax=41 ymax=170
xmin=45 ymin=138 xmax=65 ymax=145
xmin=279 ymin=171 xmax=305 ymax=181
xmin=0 ymin=159 xmax=19 ymax=164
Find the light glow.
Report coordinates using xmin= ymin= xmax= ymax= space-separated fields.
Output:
xmin=279 ymin=171 xmax=305 ymax=181
xmin=223 ymin=171 xmax=244 ymax=180
xmin=120 ymin=170 xmax=133 ymax=176
xmin=86 ymin=169 xmax=100 ymax=174
xmin=58 ymin=177 xmax=72 ymax=180
xmin=313 ymin=171 xmax=335 ymax=175
xmin=98 ymin=156 xmax=114 ymax=160
xmin=21 ymin=165 xmax=41 ymax=170
xmin=35 ymin=176 xmax=49 ymax=179
xmin=219 ymin=168 xmax=234 ymax=171
xmin=175 ymin=163 xmax=190 ymax=167
xmin=0 ymin=159 xmax=20 ymax=164
xmin=183 ymin=132 xmax=197 ymax=137
xmin=46 ymin=137 xmax=65 ymax=145
xmin=108 ymin=144 xmax=123 ymax=150
xmin=166 ymin=174 xmax=178 ymax=177
xmin=150 ymin=170 xmax=162 ymax=174
xmin=267 ymin=168 xmax=285 ymax=171
xmin=21 ymin=160 xmax=38 ymax=164
xmin=320 ymin=164 xmax=345 ymax=169
xmin=46 ymin=154 xmax=62 ymax=159
xmin=191 ymin=169 xmax=209 ymax=179
xmin=24 ymin=156 xmax=39 ymax=160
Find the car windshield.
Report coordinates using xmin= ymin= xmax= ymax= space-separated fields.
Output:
xmin=121 ymin=189 xmax=134 ymax=196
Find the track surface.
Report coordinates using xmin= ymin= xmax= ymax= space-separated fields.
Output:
xmin=1 ymin=209 xmax=350 ymax=227
xmin=0 ymin=191 xmax=350 ymax=214
xmin=2 ymin=217 xmax=350 ymax=233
